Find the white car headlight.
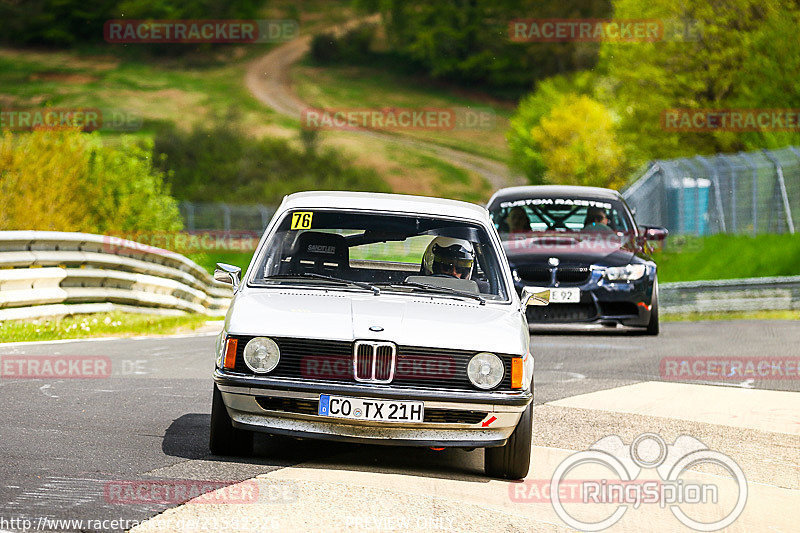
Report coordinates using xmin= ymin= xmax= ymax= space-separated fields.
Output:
xmin=604 ymin=264 xmax=647 ymax=281
xmin=243 ymin=337 xmax=280 ymax=374
xmin=467 ymin=352 xmax=504 ymax=390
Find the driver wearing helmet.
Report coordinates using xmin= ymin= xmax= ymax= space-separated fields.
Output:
xmin=421 ymin=237 xmax=475 ymax=279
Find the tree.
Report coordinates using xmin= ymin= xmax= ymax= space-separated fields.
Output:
xmin=596 ymin=0 xmax=800 ymax=165
xmin=530 ymin=95 xmax=626 ymax=189
xmin=370 ymin=0 xmax=612 ymax=95
xmin=0 ymin=129 xmax=182 ymax=233
xmin=507 ymin=72 xmax=596 ymax=183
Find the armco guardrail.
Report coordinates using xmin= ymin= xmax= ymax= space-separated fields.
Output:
xmin=0 ymin=231 xmax=233 ymax=320
xmin=660 ymin=276 xmax=800 ymax=314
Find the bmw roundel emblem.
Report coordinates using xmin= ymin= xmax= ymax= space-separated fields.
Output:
xmin=548 ymin=257 xmax=560 ymax=267
xmin=369 ymin=325 xmax=384 ymax=332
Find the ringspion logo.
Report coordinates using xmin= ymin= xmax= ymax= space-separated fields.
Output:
xmin=546 ymin=433 xmax=747 ymax=531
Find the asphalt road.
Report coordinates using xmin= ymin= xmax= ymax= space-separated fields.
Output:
xmin=0 ymin=321 xmax=797 ymax=532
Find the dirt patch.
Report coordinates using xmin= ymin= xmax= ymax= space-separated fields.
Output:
xmin=0 ymin=48 xmax=119 ymax=71
xmin=29 ymin=72 xmax=99 ymax=83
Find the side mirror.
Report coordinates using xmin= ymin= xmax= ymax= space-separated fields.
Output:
xmin=521 ymin=287 xmax=550 ymax=308
xmin=214 ymin=263 xmax=241 ymax=290
xmin=640 ymin=226 xmax=668 ymax=241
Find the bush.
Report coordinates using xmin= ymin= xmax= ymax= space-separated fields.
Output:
xmin=309 ymin=24 xmax=377 ymax=65
xmin=530 ymin=95 xmax=627 ymax=190
xmin=153 ymin=121 xmax=390 ymax=204
xmin=373 ymin=0 xmax=612 ymax=96
xmin=0 ymin=0 xmax=266 ymax=46
xmin=507 ymin=72 xmax=617 ymax=185
xmin=0 ymin=129 xmax=182 ymax=232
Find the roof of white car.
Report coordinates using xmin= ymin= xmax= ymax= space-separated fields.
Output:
xmin=280 ymin=191 xmax=490 ymax=222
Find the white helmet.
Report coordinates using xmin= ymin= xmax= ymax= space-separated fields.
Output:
xmin=422 ymin=237 xmax=475 ymax=278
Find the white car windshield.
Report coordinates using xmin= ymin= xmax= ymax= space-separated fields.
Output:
xmin=251 ymin=210 xmax=508 ymax=300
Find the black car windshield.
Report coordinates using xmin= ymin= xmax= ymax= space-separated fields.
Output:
xmin=250 ymin=210 xmax=508 ymax=300
xmin=489 ymin=197 xmax=632 ymax=240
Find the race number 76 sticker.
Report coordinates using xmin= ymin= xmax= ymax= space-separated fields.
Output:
xmin=291 ymin=211 xmax=313 ymax=230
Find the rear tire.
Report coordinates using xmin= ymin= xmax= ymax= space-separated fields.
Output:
xmin=209 ymin=384 xmax=253 ymax=456
xmin=485 ymin=402 xmax=532 ymax=480
xmin=645 ymin=279 xmax=660 ymax=336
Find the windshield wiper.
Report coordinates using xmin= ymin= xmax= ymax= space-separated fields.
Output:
xmin=384 ymin=280 xmax=485 ymax=305
xmin=262 ymin=273 xmax=380 ymax=295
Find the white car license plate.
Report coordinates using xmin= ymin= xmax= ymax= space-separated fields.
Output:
xmin=318 ymin=394 xmax=424 ymax=423
xmin=527 ymin=286 xmax=580 ymax=303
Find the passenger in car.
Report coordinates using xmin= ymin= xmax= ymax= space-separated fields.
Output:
xmin=503 ymin=207 xmax=533 ymax=234
xmin=583 ymin=207 xmax=614 ymax=232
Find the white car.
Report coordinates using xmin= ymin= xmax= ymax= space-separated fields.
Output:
xmin=210 ymin=191 xmax=548 ymax=479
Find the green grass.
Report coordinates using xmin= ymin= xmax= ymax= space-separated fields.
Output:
xmin=654 ymin=234 xmax=800 ymax=282
xmin=187 ymin=251 xmax=256 ymax=274
xmin=293 ymin=62 xmax=513 ymax=163
xmin=0 ymin=312 xmax=216 ymax=343
xmin=0 ymin=44 xmax=490 ymax=204
xmin=663 ymin=310 xmax=800 ymax=321
xmin=0 ymin=48 xmax=285 ymax=139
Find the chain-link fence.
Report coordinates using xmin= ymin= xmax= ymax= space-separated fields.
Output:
xmin=179 ymin=202 xmax=275 ymax=232
xmin=623 ymin=147 xmax=800 ymax=235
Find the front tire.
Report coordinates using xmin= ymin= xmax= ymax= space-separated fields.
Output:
xmin=645 ymin=279 xmax=660 ymax=336
xmin=209 ymin=384 xmax=253 ymax=456
xmin=485 ymin=402 xmax=532 ymax=480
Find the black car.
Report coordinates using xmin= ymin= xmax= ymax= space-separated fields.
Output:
xmin=487 ymin=185 xmax=667 ymax=335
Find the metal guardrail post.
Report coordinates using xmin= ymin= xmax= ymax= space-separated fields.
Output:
xmin=694 ymin=155 xmax=727 ymax=233
xmin=181 ymin=201 xmax=196 ymax=232
xmin=258 ymin=205 xmax=271 ymax=230
xmin=717 ymin=154 xmax=736 ymax=232
xmin=738 ymin=152 xmax=759 ymax=236
xmin=762 ymin=150 xmax=796 ymax=234
xmin=220 ymin=203 xmax=232 ymax=235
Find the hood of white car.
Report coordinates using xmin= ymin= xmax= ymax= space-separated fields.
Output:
xmin=226 ymin=288 xmax=527 ymax=355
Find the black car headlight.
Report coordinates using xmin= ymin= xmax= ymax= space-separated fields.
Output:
xmin=243 ymin=337 xmax=280 ymax=374
xmin=604 ymin=264 xmax=646 ymax=281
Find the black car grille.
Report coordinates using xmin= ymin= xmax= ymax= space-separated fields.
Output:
xmin=527 ymin=303 xmax=597 ymax=323
xmin=255 ymin=396 xmax=487 ymax=424
xmin=516 ymin=265 xmax=551 ymax=284
xmin=515 ymin=265 xmax=591 ymax=286
xmin=598 ymin=301 xmax=639 ymax=316
xmin=231 ymin=336 xmax=514 ymax=391
xmin=556 ymin=267 xmax=591 ymax=285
